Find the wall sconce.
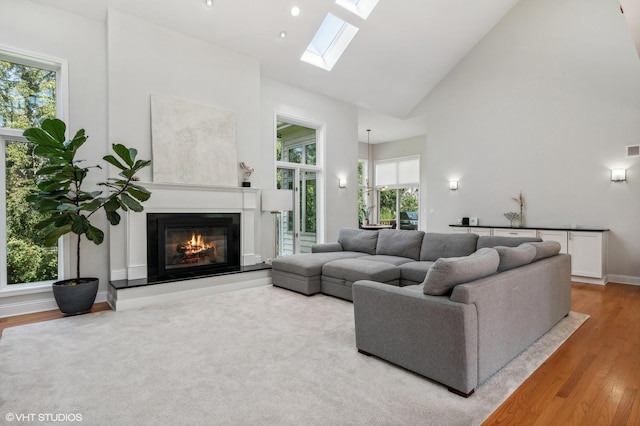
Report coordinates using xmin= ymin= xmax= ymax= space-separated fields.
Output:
xmin=338 ymin=178 xmax=347 ymax=188
xmin=611 ymin=169 xmax=626 ymax=182
xmin=449 ymin=180 xmax=459 ymax=190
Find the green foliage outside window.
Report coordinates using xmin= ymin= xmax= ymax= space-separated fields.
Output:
xmin=0 ymin=60 xmax=56 ymax=128
xmin=379 ymin=187 xmax=419 ymax=222
xmin=1 ymin=59 xmax=58 ymax=284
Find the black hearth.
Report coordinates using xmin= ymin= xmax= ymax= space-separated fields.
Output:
xmin=147 ymin=213 xmax=241 ymax=282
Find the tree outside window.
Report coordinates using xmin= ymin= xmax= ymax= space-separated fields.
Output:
xmin=1 ymin=57 xmax=59 ymax=284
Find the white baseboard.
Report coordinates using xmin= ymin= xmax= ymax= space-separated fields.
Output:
xmin=0 ymin=291 xmax=108 ymax=319
xmin=572 ymin=275 xmax=607 ymax=285
xmin=607 ymin=274 xmax=640 ymax=286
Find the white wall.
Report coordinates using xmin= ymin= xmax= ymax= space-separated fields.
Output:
xmin=260 ymin=78 xmax=358 ymax=257
xmin=0 ymin=0 xmax=109 ymax=315
xmin=413 ymin=0 xmax=640 ymax=282
xmin=106 ymin=9 xmax=262 ymax=279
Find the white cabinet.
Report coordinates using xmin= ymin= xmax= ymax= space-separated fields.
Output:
xmin=568 ymin=231 xmax=607 ymax=281
xmin=448 ymin=225 xmax=608 ymax=285
xmin=469 ymin=227 xmax=492 ymax=236
xmin=493 ymin=229 xmax=538 ymax=238
xmin=537 ymin=230 xmax=568 ymax=254
xmin=450 ymin=227 xmax=471 ymax=234
xmin=450 ymin=227 xmax=492 ymax=236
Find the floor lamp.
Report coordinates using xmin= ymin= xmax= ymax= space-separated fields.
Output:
xmin=261 ymin=189 xmax=293 ymax=261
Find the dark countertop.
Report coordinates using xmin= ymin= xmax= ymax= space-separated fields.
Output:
xmin=110 ymin=263 xmax=272 ymax=290
xmin=449 ymin=224 xmax=609 ymax=232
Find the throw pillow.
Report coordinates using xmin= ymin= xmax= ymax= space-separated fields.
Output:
xmin=494 ymin=244 xmax=536 ymax=272
xmin=525 ymin=241 xmax=561 ymax=261
xmin=423 ymin=248 xmax=499 ymax=296
xmin=476 ymin=235 xmax=542 ymax=249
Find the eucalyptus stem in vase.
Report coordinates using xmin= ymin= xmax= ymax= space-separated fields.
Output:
xmin=512 ymin=191 xmax=525 ymax=227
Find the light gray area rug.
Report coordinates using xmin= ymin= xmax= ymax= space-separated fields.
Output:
xmin=1 ymin=286 xmax=588 ymax=426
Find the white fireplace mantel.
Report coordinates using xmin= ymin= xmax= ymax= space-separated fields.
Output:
xmin=110 ymin=182 xmax=260 ymax=281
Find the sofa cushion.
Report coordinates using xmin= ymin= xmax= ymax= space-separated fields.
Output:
xmin=423 ymin=248 xmax=499 ymax=296
xmin=398 ymin=261 xmax=435 ymax=284
xmin=271 ymin=251 xmax=365 ymax=277
xmin=311 ymin=242 xmax=343 ymax=253
xmin=526 ymin=241 xmax=561 ymax=261
xmin=375 ymin=229 xmax=425 ymax=260
xmin=476 ymin=235 xmax=542 ymax=249
xmin=322 ymin=258 xmax=400 ymax=283
xmin=337 ymin=228 xmax=378 ymax=254
xmin=420 ymin=233 xmax=479 ymax=261
xmin=494 ymin=244 xmax=537 ymax=272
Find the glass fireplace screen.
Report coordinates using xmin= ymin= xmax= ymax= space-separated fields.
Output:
xmin=164 ymin=226 xmax=227 ymax=270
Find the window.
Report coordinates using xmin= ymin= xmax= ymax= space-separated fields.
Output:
xmin=335 ymin=0 xmax=380 ymax=20
xmin=276 ymin=119 xmax=323 ymax=255
xmin=378 ymin=187 xmax=419 ymax=229
xmin=301 ymin=13 xmax=359 ymax=71
xmin=374 ymin=155 xmax=420 ymax=229
xmin=1 ymin=48 xmax=66 ymax=289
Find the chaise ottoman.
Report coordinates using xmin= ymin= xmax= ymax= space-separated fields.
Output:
xmin=271 ymin=252 xmax=366 ymax=296
xmin=321 ymin=258 xmax=400 ymax=301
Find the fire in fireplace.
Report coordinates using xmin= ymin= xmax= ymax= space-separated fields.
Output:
xmin=147 ymin=213 xmax=241 ymax=282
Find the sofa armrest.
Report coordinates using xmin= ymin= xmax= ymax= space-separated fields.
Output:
xmin=311 ymin=242 xmax=343 ymax=253
xmin=449 ymin=253 xmax=571 ymax=384
xmin=352 ymin=280 xmax=478 ymax=394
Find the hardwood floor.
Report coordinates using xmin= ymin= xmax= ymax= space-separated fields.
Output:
xmin=0 ymin=302 xmax=110 ymax=338
xmin=1 ymin=284 xmax=638 ymax=425
xmin=484 ymin=282 xmax=640 ymax=425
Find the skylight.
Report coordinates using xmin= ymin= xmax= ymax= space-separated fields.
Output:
xmin=335 ymin=0 xmax=379 ymax=20
xmin=301 ymin=13 xmax=358 ymax=71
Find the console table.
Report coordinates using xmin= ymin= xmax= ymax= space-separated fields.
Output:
xmin=449 ymin=225 xmax=609 ymax=285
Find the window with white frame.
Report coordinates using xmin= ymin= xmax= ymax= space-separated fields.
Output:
xmin=374 ymin=155 xmax=420 ymax=229
xmin=1 ymin=48 xmax=66 ymax=289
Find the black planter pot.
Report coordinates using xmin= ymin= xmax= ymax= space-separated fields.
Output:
xmin=52 ymin=278 xmax=99 ymax=315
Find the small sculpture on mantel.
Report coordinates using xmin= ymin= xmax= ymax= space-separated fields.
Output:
xmin=239 ymin=162 xmax=254 ymax=187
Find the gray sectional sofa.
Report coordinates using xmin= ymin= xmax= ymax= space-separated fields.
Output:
xmin=271 ymin=228 xmax=572 ymax=396
xmin=271 ymin=228 xmax=544 ymax=300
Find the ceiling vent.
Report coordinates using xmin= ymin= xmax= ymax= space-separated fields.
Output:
xmin=626 ymin=144 xmax=640 ymax=157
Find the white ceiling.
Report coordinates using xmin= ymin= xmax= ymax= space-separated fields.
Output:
xmin=31 ymin=0 xmax=520 ymax=142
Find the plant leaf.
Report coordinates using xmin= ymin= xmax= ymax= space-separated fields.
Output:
xmin=41 ymin=118 xmax=67 ymax=142
xmin=23 ymin=127 xmax=60 ymax=147
xmin=72 ymin=215 xmax=90 ymax=234
xmin=103 ymin=197 xmax=121 ymax=212
xmin=106 ymin=210 xmax=121 ymax=226
xmin=103 ymin=154 xmax=128 ymax=170
xmin=43 ymin=224 xmax=72 ymax=246
xmin=85 ymin=225 xmax=104 ymax=244
xmin=126 ymin=185 xmax=151 ymax=202
xmin=112 ymin=143 xmax=134 ymax=167
xmin=119 ymin=192 xmax=143 ymax=212
xmin=132 ymin=159 xmax=152 ymax=171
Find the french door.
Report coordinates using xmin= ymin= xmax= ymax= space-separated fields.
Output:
xmin=277 ymin=167 xmax=318 ymax=255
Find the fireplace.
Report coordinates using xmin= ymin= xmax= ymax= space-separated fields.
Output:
xmin=146 ymin=213 xmax=241 ymax=282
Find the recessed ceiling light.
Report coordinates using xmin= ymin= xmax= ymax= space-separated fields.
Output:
xmin=280 ymin=31 xmax=287 ymax=39
xmin=205 ymin=0 xmax=213 ymax=7
xmin=291 ymin=6 xmax=301 ymax=16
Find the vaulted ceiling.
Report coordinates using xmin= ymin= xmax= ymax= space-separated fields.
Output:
xmin=32 ymin=0 xmax=521 ymax=141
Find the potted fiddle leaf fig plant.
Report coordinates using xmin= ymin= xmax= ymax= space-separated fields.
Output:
xmin=23 ymin=118 xmax=152 ymax=315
